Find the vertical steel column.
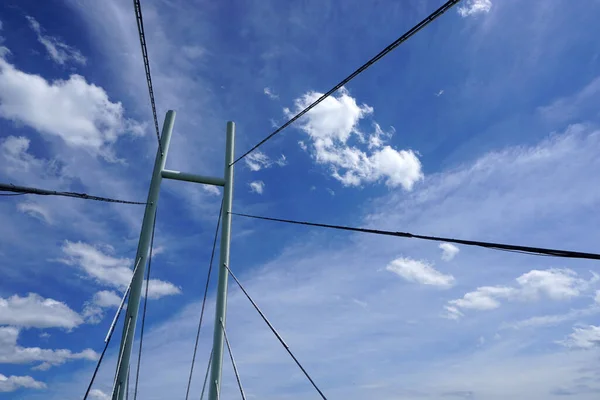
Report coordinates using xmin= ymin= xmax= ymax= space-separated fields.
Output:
xmin=207 ymin=122 xmax=235 ymax=400
xmin=113 ymin=111 xmax=176 ymax=400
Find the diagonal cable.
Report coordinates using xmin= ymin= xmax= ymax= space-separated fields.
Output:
xmin=82 ymin=257 xmax=143 ymax=400
xmin=231 ymin=0 xmax=461 ymax=165
xmin=231 ymin=212 xmax=600 ymax=261
xmin=0 ymin=183 xmax=146 ymax=205
xmin=199 ymin=350 xmax=213 ymax=400
xmin=185 ymin=201 xmax=223 ymax=400
xmin=219 ymin=319 xmax=247 ymax=400
xmin=223 ymin=263 xmax=328 ymax=400
xmin=133 ymin=209 xmax=158 ymax=400
xmin=133 ymin=0 xmax=163 ymax=155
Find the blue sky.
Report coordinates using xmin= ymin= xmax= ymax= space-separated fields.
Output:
xmin=1 ymin=0 xmax=600 ymax=398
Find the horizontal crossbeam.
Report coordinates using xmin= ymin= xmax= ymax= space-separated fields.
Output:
xmin=161 ymin=169 xmax=225 ymax=186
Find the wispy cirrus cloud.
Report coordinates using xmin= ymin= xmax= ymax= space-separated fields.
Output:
xmin=386 ymin=257 xmax=455 ymax=288
xmin=25 ymin=16 xmax=86 ymax=66
xmin=244 ymin=150 xmax=287 ymax=171
xmin=263 ymin=87 xmax=279 ymax=100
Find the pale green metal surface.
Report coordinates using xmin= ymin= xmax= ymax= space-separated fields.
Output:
xmin=161 ymin=169 xmax=225 ymax=187
xmin=113 ymin=111 xmax=176 ymax=400
xmin=207 ymin=122 xmax=235 ymax=400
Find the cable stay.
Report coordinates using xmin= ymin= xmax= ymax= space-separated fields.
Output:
xmin=232 ymin=0 xmax=461 ymax=165
xmin=0 ymin=183 xmax=146 ymax=205
xmin=185 ymin=202 xmax=223 ymax=400
xmin=133 ymin=0 xmax=163 ymax=154
xmin=220 ymin=319 xmax=247 ymax=400
xmin=231 ymin=212 xmax=600 ymax=261
xmin=224 ymin=263 xmax=328 ymax=400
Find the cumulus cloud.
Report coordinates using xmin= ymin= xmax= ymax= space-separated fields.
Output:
xmin=0 ymin=293 xmax=83 ymax=329
xmin=0 ymin=136 xmax=44 ymax=173
xmin=89 ymin=389 xmax=110 ymax=399
xmin=559 ymin=325 xmax=600 ymax=349
xmin=386 ymin=257 xmax=455 ymax=288
xmin=0 ymin=52 xmax=142 ymax=161
xmin=26 ymin=16 xmax=86 ymax=65
xmin=285 ymin=87 xmax=422 ymax=189
xmin=249 ymin=180 xmax=265 ymax=194
xmin=263 ymin=87 xmax=278 ymax=100
xmin=59 ymin=241 xmax=181 ymax=299
xmin=82 ymin=290 xmax=121 ymax=324
xmin=439 ymin=243 xmax=459 ymax=261
xmin=0 ymin=326 xmax=97 ymax=370
xmin=445 ymin=269 xmax=598 ymax=319
xmin=0 ymin=373 xmax=46 ymax=392
xmin=458 ymin=0 xmax=492 ymax=17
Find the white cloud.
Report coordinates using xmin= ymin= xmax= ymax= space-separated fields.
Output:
xmin=595 ymin=290 xmax=600 ymax=304
xmin=538 ymin=76 xmax=600 ymax=125
xmin=560 ymin=325 xmax=600 ymax=349
xmin=263 ymin=87 xmax=278 ymax=99
xmin=143 ymin=279 xmax=182 ymax=299
xmin=286 ymin=88 xmax=423 ymax=189
xmin=151 ymin=245 xmax=166 ymax=257
xmin=17 ymin=202 xmax=52 ymax=224
xmin=458 ymin=0 xmax=492 ymax=17
xmin=386 ymin=257 xmax=455 ymax=288
xmin=89 ymin=389 xmax=110 ymax=400
xmin=0 ymin=293 xmax=83 ymax=329
xmin=275 ymin=154 xmax=287 ymax=166
xmin=0 ymin=373 xmax=46 ymax=392
xmin=507 ymin=306 xmax=600 ymax=330
xmin=446 ymin=269 xmax=598 ymax=318
xmin=249 ymin=180 xmax=265 ymax=194
xmin=93 ymin=290 xmax=121 ymax=307
xmin=244 ymin=150 xmax=286 ymax=171
xmin=26 ymin=16 xmax=86 ymax=65
xmin=449 ymin=286 xmax=517 ymax=312
xmin=82 ymin=290 xmax=121 ymax=323
xmin=439 ymin=243 xmax=459 ymax=261
xmin=202 ymin=185 xmax=221 ymax=196
xmin=59 ymin=241 xmax=181 ymax=299
xmin=244 ymin=150 xmax=271 ymax=171
xmin=516 ymin=268 xmax=596 ymax=300
xmin=298 ymin=140 xmax=308 ymax=151
xmin=435 ymin=89 xmax=444 ymax=97
xmin=326 ymin=188 xmax=335 ymax=196
xmin=0 ymin=51 xmax=142 ymax=161
xmin=0 ymin=327 xmax=97 ymax=370
xmin=0 ymin=136 xmax=44 ymax=173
